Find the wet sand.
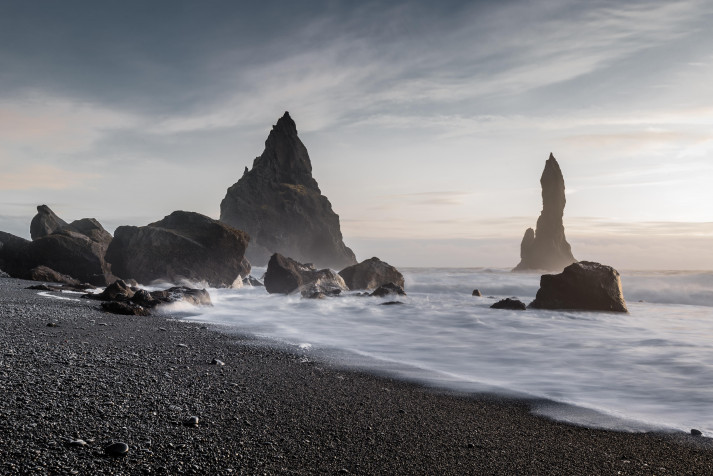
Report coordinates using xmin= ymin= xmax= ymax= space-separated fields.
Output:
xmin=1 ymin=277 xmax=711 ymax=475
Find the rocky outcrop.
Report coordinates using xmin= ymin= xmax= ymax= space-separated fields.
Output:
xmin=264 ymin=253 xmax=348 ymax=297
xmin=106 ymin=211 xmax=250 ymax=287
xmin=29 ymin=266 xmax=83 ymax=287
xmin=513 ymin=154 xmax=576 ymax=272
xmin=529 ymin=261 xmax=628 ymax=312
xmin=339 ymin=257 xmax=404 ymax=291
xmin=1 ymin=207 xmax=115 ymax=286
xmin=30 ymin=205 xmax=67 ymax=240
xmin=370 ymin=282 xmax=406 ymax=298
xmin=491 ymin=298 xmax=527 ymax=310
xmin=83 ymin=279 xmax=212 ymax=315
xmin=0 ymin=231 xmax=32 ymax=277
xmin=220 ymin=112 xmax=356 ymax=270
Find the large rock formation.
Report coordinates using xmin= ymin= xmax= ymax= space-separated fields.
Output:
xmin=339 ymin=257 xmax=404 ymax=291
xmin=30 ymin=205 xmax=68 ymax=240
xmin=220 ymin=112 xmax=357 ymax=270
xmin=105 ymin=211 xmax=250 ymax=287
xmin=264 ymin=253 xmax=348 ymax=297
xmin=0 ymin=206 xmax=115 ymax=285
xmin=529 ymin=261 xmax=628 ymax=312
xmin=514 ymin=153 xmax=576 ymax=272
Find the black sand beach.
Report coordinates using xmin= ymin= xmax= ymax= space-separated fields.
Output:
xmin=1 ymin=277 xmax=712 ymax=475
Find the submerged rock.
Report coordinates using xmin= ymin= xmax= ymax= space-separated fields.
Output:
xmin=490 ymin=298 xmax=527 ymax=310
xmin=220 ymin=112 xmax=356 ymax=269
xmin=339 ymin=257 xmax=404 ymax=291
xmin=370 ymin=282 xmax=407 ymax=298
xmin=513 ymin=154 xmax=576 ymax=272
xmin=529 ymin=261 xmax=628 ymax=312
xmin=264 ymin=253 xmax=347 ymax=296
xmin=106 ymin=211 xmax=250 ymax=287
xmin=472 ymin=289 xmax=482 ymax=297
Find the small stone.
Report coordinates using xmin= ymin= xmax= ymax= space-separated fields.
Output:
xmin=183 ymin=416 xmax=199 ymax=427
xmin=46 ymin=322 xmax=59 ymax=327
xmin=381 ymin=301 xmax=404 ymax=306
xmin=104 ymin=442 xmax=129 ymax=457
xmin=472 ymin=289 xmax=482 ymax=297
xmin=211 ymin=358 xmax=225 ymax=366
xmin=177 ymin=343 xmax=188 ymax=348
xmin=68 ymin=439 xmax=87 ymax=447
xmin=691 ymin=429 xmax=703 ymax=436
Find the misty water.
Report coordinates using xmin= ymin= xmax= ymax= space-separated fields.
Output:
xmin=182 ymin=268 xmax=713 ymax=436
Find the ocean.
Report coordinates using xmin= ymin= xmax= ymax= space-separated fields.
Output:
xmin=174 ymin=267 xmax=713 ymax=436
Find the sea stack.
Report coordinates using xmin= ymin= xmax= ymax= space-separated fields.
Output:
xmin=513 ymin=153 xmax=576 ymax=272
xmin=220 ymin=112 xmax=357 ymax=269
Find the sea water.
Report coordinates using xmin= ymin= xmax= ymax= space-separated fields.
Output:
xmin=183 ymin=268 xmax=713 ymax=436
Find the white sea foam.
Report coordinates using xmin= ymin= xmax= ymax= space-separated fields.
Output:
xmin=182 ymin=267 xmax=713 ymax=436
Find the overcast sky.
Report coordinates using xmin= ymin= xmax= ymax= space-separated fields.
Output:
xmin=1 ymin=0 xmax=712 ymax=269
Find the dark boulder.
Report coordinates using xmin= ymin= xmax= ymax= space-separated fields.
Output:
xmin=30 ymin=205 xmax=68 ymax=240
xmin=220 ymin=112 xmax=356 ymax=270
xmin=370 ymin=282 xmax=407 ymax=298
xmin=513 ymin=154 xmax=576 ymax=272
xmin=339 ymin=257 xmax=404 ymax=291
xmin=101 ymin=301 xmax=151 ymax=316
xmin=105 ymin=211 xmax=250 ymax=287
xmin=28 ymin=227 xmax=115 ymax=285
xmin=0 ymin=231 xmax=32 ymax=277
xmin=1 ymin=212 xmax=115 ymax=286
xmin=242 ymin=275 xmax=264 ymax=287
xmin=83 ymin=279 xmax=136 ymax=301
xmin=472 ymin=289 xmax=482 ymax=297
xmin=264 ymin=253 xmax=347 ymax=296
xmin=529 ymin=261 xmax=628 ymax=312
xmin=29 ymin=266 xmax=82 ymax=287
xmin=491 ymin=298 xmax=527 ymax=310
xmin=148 ymin=287 xmax=213 ymax=307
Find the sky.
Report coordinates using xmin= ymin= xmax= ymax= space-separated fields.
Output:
xmin=0 ymin=0 xmax=712 ymax=269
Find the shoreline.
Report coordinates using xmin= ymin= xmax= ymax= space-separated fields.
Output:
xmin=1 ymin=277 xmax=712 ymax=475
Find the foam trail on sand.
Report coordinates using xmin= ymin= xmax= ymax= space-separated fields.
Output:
xmin=186 ymin=268 xmax=713 ymax=436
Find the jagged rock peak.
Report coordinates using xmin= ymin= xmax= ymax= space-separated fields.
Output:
xmin=248 ymin=111 xmax=317 ymax=190
xmin=513 ymin=153 xmax=576 ymax=272
xmin=220 ymin=112 xmax=357 ymax=270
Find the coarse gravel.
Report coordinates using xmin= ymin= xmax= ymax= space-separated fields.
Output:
xmin=1 ymin=277 xmax=712 ymax=475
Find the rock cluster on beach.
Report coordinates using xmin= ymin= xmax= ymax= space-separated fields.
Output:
xmin=264 ymin=253 xmax=348 ymax=298
xmin=263 ymin=253 xmax=407 ymax=299
xmin=0 ymin=206 xmax=252 ymax=289
xmin=83 ymin=278 xmax=212 ymax=316
xmin=220 ymin=112 xmax=357 ymax=270
xmin=0 ymin=205 xmax=115 ymax=285
xmin=513 ymin=154 xmax=576 ymax=272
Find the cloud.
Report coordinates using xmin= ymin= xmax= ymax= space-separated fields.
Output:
xmin=0 ymin=164 xmax=101 ymax=191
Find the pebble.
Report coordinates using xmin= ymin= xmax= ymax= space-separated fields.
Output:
xmin=211 ymin=358 xmax=225 ymax=366
xmin=177 ymin=343 xmax=188 ymax=348
xmin=691 ymin=429 xmax=703 ymax=436
xmin=68 ymin=439 xmax=87 ymax=447
xmin=183 ymin=416 xmax=199 ymax=427
xmin=104 ymin=442 xmax=129 ymax=457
